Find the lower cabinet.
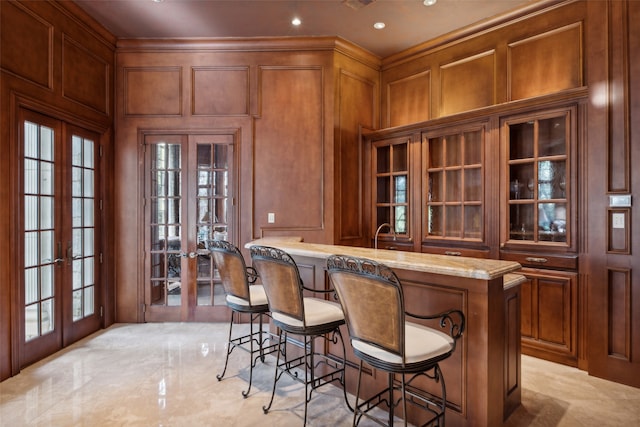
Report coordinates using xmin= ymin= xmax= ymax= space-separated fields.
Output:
xmin=518 ymin=267 xmax=578 ymax=366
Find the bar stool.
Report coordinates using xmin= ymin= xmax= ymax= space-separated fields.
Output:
xmin=327 ymin=254 xmax=465 ymax=427
xmin=207 ymin=240 xmax=278 ymax=398
xmin=249 ymin=245 xmax=352 ymax=425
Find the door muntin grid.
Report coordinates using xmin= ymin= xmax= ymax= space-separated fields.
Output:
xmin=23 ymin=120 xmax=56 ymax=341
xmin=71 ymin=135 xmax=96 ymax=321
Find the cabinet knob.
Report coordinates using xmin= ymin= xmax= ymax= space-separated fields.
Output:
xmin=525 ymin=256 xmax=548 ymax=263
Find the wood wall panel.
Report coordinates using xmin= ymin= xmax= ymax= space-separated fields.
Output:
xmin=62 ymin=36 xmax=109 ymax=114
xmin=387 ymin=71 xmax=430 ymax=127
xmin=337 ymin=70 xmax=375 ymax=241
xmin=0 ymin=1 xmax=52 ymax=88
xmin=607 ymin=1 xmax=630 ymax=193
xmin=508 ymin=23 xmax=583 ymax=101
xmin=607 ymin=268 xmax=631 ymax=360
xmin=124 ymin=67 xmax=182 ymax=116
xmin=254 ymin=66 xmax=324 ymax=234
xmin=191 ymin=66 xmax=249 ymax=116
xmin=440 ymin=51 xmax=495 ymax=116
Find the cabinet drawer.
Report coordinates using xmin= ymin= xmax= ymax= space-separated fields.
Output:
xmin=376 ymin=241 xmax=415 ymax=252
xmin=500 ymin=251 xmax=577 ymax=270
xmin=422 ymin=245 xmax=491 ymax=258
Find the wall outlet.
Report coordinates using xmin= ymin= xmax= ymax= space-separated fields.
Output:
xmin=267 ymin=212 xmax=275 ymax=223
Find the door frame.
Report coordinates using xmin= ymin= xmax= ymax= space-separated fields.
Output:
xmin=140 ymin=129 xmax=240 ymax=323
xmin=10 ymin=99 xmax=109 ymax=374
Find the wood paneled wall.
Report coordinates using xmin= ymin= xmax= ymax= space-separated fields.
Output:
xmin=114 ymin=39 xmax=379 ymax=321
xmin=0 ymin=0 xmax=115 ymax=381
xmin=585 ymin=0 xmax=640 ymax=389
xmin=381 ymin=1 xmax=586 ymax=127
xmin=378 ymin=0 xmax=640 ymax=388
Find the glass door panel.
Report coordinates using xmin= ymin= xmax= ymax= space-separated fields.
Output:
xmin=19 ymin=110 xmax=102 ymax=367
xmin=423 ymin=125 xmax=485 ymax=242
xmin=71 ymin=134 xmax=96 ymax=321
xmin=195 ymin=141 xmax=230 ymax=307
xmin=148 ymin=142 xmax=183 ymax=307
xmin=145 ymin=134 xmax=234 ymax=321
xmin=506 ymin=112 xmax=570 ymax=244
xmin=23 ymin=120 xmax=58 ymax=343
xmin=373 ymin=138 xmax=410 ymax=238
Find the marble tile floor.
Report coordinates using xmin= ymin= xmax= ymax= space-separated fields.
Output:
xmin=0 ymin=322 xmax=638 ymax=427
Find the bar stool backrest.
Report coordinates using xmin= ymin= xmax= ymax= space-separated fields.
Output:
xmin=208 ymin=240 xmax=252 ymax=303
xmin=250 ymin=245 xmax=305 ymax=324
xmin=327 ymin=255 xmax=405 ymax=359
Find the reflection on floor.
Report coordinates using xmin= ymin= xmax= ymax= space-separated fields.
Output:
xmin=1 ymin=323 xmax=639 ymax=426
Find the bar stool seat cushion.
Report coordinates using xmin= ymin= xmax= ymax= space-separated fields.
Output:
xmin=352 ymin=322 xmax=454 ymax=365
xmin=272 ymin=297 xmax=344 ymax=328
xmin=226 ymin=284 xmax=268 ymax=307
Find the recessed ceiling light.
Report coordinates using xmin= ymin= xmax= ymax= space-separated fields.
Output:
xmin=292 ymin=17 xmax=301 ymax=26
xmin=423 ymin=0 xmax=437 ymax=5
xmin=373 ymin=22 xmax=385 ymax=30
xmin=152 ymin=0 xmax=164 ymax=3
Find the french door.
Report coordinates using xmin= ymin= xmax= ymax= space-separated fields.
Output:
xmin=143 ymin=133 xmax=235 ymax=322
xmin=18 ymin=109 xmax=102 ymax=367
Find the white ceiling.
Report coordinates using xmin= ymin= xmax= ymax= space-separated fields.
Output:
xmin=73 ymin=0 xmax=543 ymax=57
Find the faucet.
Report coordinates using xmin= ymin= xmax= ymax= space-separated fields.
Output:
xmin=374 ymin=222 xmax=397 ymax=249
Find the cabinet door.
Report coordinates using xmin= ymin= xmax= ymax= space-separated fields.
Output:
xmin=502 ymin=107 xmax=575 ymax=250
xmin=372 ymin=136 xmax=411 ymax=242
xmin=520 ymin=268 xmax=578 ymax=366
xmin=423 ymin=123 xmax=486 ymax=242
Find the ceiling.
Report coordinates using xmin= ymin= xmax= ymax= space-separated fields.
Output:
xmin=74 ymin=0 xmax=544 ymax=57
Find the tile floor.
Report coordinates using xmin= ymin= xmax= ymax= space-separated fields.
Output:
xmin=1 ymin=322 xmax=639 ymax=426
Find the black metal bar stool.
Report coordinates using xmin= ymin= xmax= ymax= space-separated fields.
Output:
xmin=207 ymin=240 xmax=279 ymax=398
xmin=250 ymin=245 xmax=353 ymax=426
xmin=327 ymin=254 xmax=465 ymax=427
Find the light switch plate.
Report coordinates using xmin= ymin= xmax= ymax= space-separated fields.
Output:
xmin=267 ymin=212 xmax=275 ymax=223
xmin=612 ymin=213 xmax=625 ymax=229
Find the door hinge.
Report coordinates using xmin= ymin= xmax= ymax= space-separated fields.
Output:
xmin=142 ymin=303 xmax=146 ymax=313
xmin=100 ymin=306 xmax=104 ymax=317
xmin=99 ymin=144 xmax=103 ymax=157
xmin=100 ymin=199 xmax=103 ymax=211
xmin=99 ymin=252 xmax=103 ymax=264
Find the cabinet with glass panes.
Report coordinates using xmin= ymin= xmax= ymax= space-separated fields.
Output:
xmin=372 ymin=136 xmax=413 ymax=250
xmin=423 ymin=123 xmax=486 ymax=245
xmin=500 ymin=105 xmax=580 ymax=366
xmin=503 ymin=108 xmax=573 ymax=247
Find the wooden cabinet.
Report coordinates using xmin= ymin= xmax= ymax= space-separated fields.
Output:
xmin=517 ymin=268 xmax=578 ymax=366
xmin=363 ymin=97 xmax=584 ymax=367
xmin=423 ymin=124 xmax=485 ymax=242
xmin=500 ymin=105 xmax=580 ymax=366
xmin=502 ymin=108 xmax=574 ymax=248
xmin=370 ymin=134 xmax=417 ymax=249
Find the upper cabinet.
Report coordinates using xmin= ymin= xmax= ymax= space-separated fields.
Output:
xmin=423 ymin=123 xmax=486 ymax=244
xmin=501 ymin=106 xmax=577 ymax=256
xmin=371 ymin=135 xmax=416 ymax=250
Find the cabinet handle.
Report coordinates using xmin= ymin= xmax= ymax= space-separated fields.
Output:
xmin=525 ymin=257 xmax=548 ymax=263
xmin=445 ymin=251 xmax=462 ymax=256
xmin=386 ymin=246 xmax=397 ymax=251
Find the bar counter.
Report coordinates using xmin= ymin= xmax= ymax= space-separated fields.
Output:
xmin=246 ymin=240 xmax=524 ymax=427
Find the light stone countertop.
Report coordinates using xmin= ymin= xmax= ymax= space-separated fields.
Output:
xmin=246 ymin=239 xmax=522 ymax=281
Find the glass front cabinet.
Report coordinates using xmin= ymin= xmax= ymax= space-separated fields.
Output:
xmin=422 ymin=122 xmax=488 ymax=256
xmin=364 ymin=100 xmax=583 ymax=367
xmin=500 ymin=105 xmax=580 ymax=366
xmin=371 ymin=135 xmax=414 ymax=250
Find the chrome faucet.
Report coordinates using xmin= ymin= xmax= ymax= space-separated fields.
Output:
xmin=374 ymin=222 xmax=397 ymax=249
